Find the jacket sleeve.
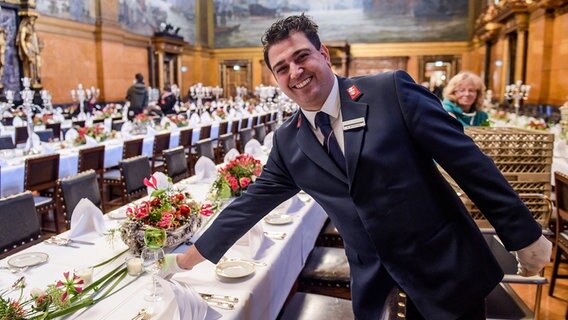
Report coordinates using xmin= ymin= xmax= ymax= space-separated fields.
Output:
xmin=194 ymin=130 xmax=301 ymax=263
xmin=392 ymin=70 xmax=541 ymax=251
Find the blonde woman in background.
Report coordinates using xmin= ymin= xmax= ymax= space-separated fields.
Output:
xmin=442 ymin=71 xmax=488 ymax=126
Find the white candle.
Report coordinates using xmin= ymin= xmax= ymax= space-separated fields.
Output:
xmin=127 ymin=257 xmax=143 ymax=276
xmin=75 ymin=267 xmax=93 ymax=285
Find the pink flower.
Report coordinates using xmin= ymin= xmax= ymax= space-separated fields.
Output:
xmin=143 ymin=176 xmax=158 ymax=189
xmin=239 ymin=177 xmax=251 ymax=188
xmin=200 ymin=202 xmax=215 ymax=216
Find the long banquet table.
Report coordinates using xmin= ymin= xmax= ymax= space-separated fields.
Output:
xmin=0 ymin=175 xmax=327 ymax=319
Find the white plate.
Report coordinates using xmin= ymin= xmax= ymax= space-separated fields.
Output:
xmin=108 ymin=209 xmax=127 ymax=220
xmin=264 ymin=214 xmax=293 ymax=225
xmin=215 ymin=261 xmax=255 ymax=279
xmin=8 ymin=252 xmax=49 ymax=268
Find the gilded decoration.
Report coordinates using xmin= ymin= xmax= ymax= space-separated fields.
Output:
xmin=16 ymin=12 xmax=43 ymax=88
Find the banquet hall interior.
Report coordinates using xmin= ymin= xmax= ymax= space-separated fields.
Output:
xmin=0 ymin=0 xmax=567 ymax=319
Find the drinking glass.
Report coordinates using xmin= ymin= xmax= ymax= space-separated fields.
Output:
xmin=141 ymin=246 xmax=165 ymax=302
xmin=144 ymin=227 xmax=166 ymax=249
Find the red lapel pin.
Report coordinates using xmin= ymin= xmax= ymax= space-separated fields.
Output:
xmin=347 ymin=85 xmax=362 ymax=100
xmin=297 ymin=115 xmax=302 ymax=128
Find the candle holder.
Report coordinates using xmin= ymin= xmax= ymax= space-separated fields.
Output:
xmin=17 ymin=77 xmax=43 ymax=155
xmin=0 ymin=90 xmax=14 ymax=120
xmin=505 ymin=80 xmax=530 ymax=120
xmin=40 ymin=89 xmax=53 ymax=113
xmin=71 ymin=84 xmax=100 ymax=119
xmin=189 ymin=83 xmax=212 ymax=116
xmin=212 ymin=86 xmax=223 ymax=101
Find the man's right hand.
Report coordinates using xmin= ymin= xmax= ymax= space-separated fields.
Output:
xmin=159 ymin=245 xmax=206 ymax=278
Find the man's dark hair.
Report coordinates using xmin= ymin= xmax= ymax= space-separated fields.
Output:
xmin=261 ymin=13 xmax=321 ymax=71
xmin=135 ymin=73 xmax=144 ymax=83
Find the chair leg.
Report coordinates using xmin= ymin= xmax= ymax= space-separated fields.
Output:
xmin=548 ymin=247 xmax=562 ymax=296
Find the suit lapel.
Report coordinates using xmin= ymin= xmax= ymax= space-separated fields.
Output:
xmin=296 ymin=112 xmax=348 ymax=183
xmin=339 ymin=78 xmax=368 ymax=184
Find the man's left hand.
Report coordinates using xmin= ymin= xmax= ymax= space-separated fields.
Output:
xmin=515 ymin=235 xmax=553 ymax=276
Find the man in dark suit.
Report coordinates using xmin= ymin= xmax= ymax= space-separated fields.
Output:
xmin=164 ymin=14 xmax=551 ymax=319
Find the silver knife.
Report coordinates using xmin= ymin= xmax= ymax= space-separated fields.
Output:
xmin=68 ymin=239 xmax=95 ymax=245
xmin=200 ymin=293 xmax=239 ymax=303
xmin=204 ymin=300 xmax=235 ymax=310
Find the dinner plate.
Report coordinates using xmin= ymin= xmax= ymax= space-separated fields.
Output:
xmin=215 ymin=260 xmax=255 ymax=279
xmin=108 ymin=209 xmax=127 ymax=220
xmin=8 ymin=252 xmax=49 ymax=268
xmin=264 ymin=214 xmax=293 ymax=225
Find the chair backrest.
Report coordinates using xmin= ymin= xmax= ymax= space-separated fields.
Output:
xmin=0 ymin=191 xmax=41 ymax=256
xmin=72 ymin=120 xmax=86 ymax=128
xmin=112 ymin=120 xmax=125 ymax=131
xmin=269 ymin=121 xmax=279 ymax=133
xmin=14 ymin=126 xmax=28 ymax=145
xmin=240 ymin=118 xmax=251 ymax=130
xmin=0 ymin=135 xmax=15 ymax=149
xmin=45 ymin=122 xmax=62 ymax=141
xmin=251 ymin=115 xmax=259 ymax=126
xmin=218 ymin=121 xmax=229 ymax=136
xmin=259 ymin=114 xmax=267 ymax=124
xmin=120 ymin=155 xmax=152 ymax=195
xmin=178 ymin=128 xmax=193 ymax=149
xmin=218 ymin=133 xmax=236 ymax=153
xmin=123 ymin=138 xmax=144 ymax=159
xmin=24 ymin=153 xmax=60 ymax=191
xmin=153 ymin=132 xmax=171 ymax=158
xmin=239 ymin=127 xmax=254 ymax=150
xmin=58 ymin=170 xmax=102 ymax=223
xmin=254 ymin=124 xmax=266 ymax=143
xmin=554 ymin=172 xmax=568 ymax=238
xmin=199 ymin=124 xmax=212 ymax=140
xmin=78 ymin=145 xmax=105 ymax=175
xmin=163 ymin=146 xmax=189 ymax=183
xmin=36 ymin=129 xmax=54 ymax=142
xmin=195 ymin=138 xmax=215 ymax=160
xmin=92 ymin=118 xmax=105 ymax=124
xmin=1 ymin=116 xmax=13 ymax=126
xmin=231 ymin=119 xmax=239 ymax=135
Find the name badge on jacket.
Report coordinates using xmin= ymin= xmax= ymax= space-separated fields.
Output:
xmin=343 ymin=117 xmax=366 ymax=131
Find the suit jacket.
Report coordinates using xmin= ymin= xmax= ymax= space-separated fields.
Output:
xmin=195 ymin=71 xmax=542 ymax=319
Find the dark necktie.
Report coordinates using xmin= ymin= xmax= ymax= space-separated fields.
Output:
xmin=315 ymin=112 xmax=346 ymax=173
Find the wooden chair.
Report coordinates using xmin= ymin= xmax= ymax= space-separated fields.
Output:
xmin=14 ymin=125 xmax=28 ymax=145
xmin=280 ymin=292 xmax=354 ymax=320
xmin=178 ymin=128 xmax=194 ymax=174
xmin=36 ymin=128 xmax=54 ymax=142
xmin=123 ymin=138 xmax=144 ymax=159
xmin=103 ymin=138 xmax=143 ymax=203
xmin=253 ymin=123 xmax=266 ymax=144
xmin=151 ymin=132 xmax=171 ymax=172
xmin=72 ymin=120 xmax=86 ymax=128
xmin=78 ymin=145 xmax=106 ymax=207
xmin=0 ymin=191 xmax=42 ymax=259
xmin=218 ymin=121 xmax=229 ymax=136
xmin=316 ymin=219 xmax=344 ymax=248
xmin=238 ymin=127 xmax=254 ymax=153
xmin=118 ymin=155 xmax=152 ymax=204
xmin=111 ymin=120 xmax=125 ymax=131
xmin=298 ymin=246 xmax=351 ymax=300
xmin=0 ymin=135 xmax=15 ymax=149
xmin=193 ymin=138 xmax=215 ymax=162
xmin=231 ymin=119 xmax=239 ymax=136
xmin=251 ymin=115 xmax=259 ymax=127
xmin=46 ymin=122 xmax=62 ymax=141
xmin=24 ymin=153 xmax=61 ymax=234
xmin=199 ymin=124 xmax=212 ymax=140
xmin=550 ymin=171 xmax=568 ymax=296
xmin=163 ymin=146 xmax=189 ymax=183
xmin=57 ymin=170 xmax=102 ymax=229
xmin=215 ymin=133 xmax=236 ymax=163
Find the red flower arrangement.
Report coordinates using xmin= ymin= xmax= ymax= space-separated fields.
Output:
xmin=526 ymin=119 xmax=548 ymax=131
xmin=210 ymin=154 xmax=263 ymax=199
xmin=215 ymin=108 xmax=227 ymax=120
xmin=33 ymin=113 xmax=54 ymax=126
xmin=124 ymin=176 xmax=207 ymax=229
xmin=74 ymin=124 xmax=110 ymax=145
xmin=166 ymin=114 xmax=188 ymax=127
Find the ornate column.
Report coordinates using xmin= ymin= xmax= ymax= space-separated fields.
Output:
xmin=513 ymin=12 xmax=529 ymax=82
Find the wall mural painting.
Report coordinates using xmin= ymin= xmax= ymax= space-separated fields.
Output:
xmin=36 ymin=0 xmax=96 ymax=24
xmin=214 ymin=0 xmax=469 ymax=48
xmin=119 ymin=0 xmax=195 ymax=44
xmin=0 ymin=5 xmax=20 ymax=93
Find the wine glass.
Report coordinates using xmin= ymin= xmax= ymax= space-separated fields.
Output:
xmin=141 ymin=227 xmax=166 ymax=302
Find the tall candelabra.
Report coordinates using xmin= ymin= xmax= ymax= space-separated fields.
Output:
xmin=212 ymin=86 xmax=223 ymax=101
xmin=505 ymin=80 xmax=530 ymax=119
xmin=71 ymin=84 xmax=100 ymax=119
xmin=189 ymin=83 xmax=212 ymax=115
xmin=0 ymin=90 xmax=14 ymax=119
xmin=19 ymin=77 xmax=42 ymax=154
xmin=40 ymin=89 xmax=53 ymax=113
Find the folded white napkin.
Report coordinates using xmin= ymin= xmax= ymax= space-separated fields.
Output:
xmin=65 ymin=128 xmax=78 ymax=143
xmin=223 ymin=148 xmax=240 ymax=163
xmin=147 ymin=171 xmax=172 ymax=194
xmin=554 ymin=140 xmax=568 ymax=158
xmin=229 ymin=108 xmax=236 ymax=116
xmin=263 ymin=132 xmax=274 ymax=150
xmin=68 ymin=198 xmax=106 ymax=239
xmin=235 ymin=221 xmax=274 ymax=260
xmin=146 ymin=125 xmax=156 ymax=137
xmin=194 ymin=156 xmax=217 ymax=181
xmin=201 ymin=113 xmax=212 ymax=124
xmin=25 ymin=133 xmax=40 ymax=150
xmin=12 ymin=116 xmax=23 ymax=127
xmin=154 ymin=277 xmax=211 ymax=320
xmin=244 ymin=139 xmax=263 ymax=158
xmin=121 ymin=122 xmax=132 ymax=138
xmin=190 ymin=113 xmax=201 ymax=126
xmin=103 ymin=118 xmax=112 ymax=132
xmin=85 ymin=135 xmax=97 ymax=146
xmin=85 ymin=117 xmax=93 ymax=127
xmin=285 ymin=194 xmax=306 ymax=214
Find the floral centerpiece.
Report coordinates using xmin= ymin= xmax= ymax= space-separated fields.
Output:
xmin=209 ymin=153 xmax=263 ymax=200
xmin=74 ymin=124 xmax=112 ymax=145
xmin=215 ymin=108 xmax=227 ymax=120
xmin=94 ymin=104 xmax=118 ymax=119
xmin=120 ymin=176 xmax=208 ymax=255
xmin=0 ymin=250 xmax=129 ymax=319
xmin=526 ymin=118 xmax=548 ymax=131
xmin=166 ymin=114 xmax=188 ymax=128
xmin=32 ymin=113 xmax=54 ymax=126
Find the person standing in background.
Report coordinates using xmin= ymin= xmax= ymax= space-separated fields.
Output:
xmin=126 ymin=73 xmax=148 ymax=120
